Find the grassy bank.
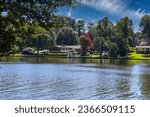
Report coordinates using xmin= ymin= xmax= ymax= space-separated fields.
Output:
xmin=128 ymin=51 xmax=150 ymax=60
xmin=5 ymin=51 xmax=150 ymax=60
xmin=9 ymin=52 xmax=68 ymax=57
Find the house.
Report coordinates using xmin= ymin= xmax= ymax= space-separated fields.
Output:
xmin=49 ymin=45 xmax=81 ymax=53
xmin=136 ymin=46 xmax=150 ymax=54
xmin=22 ymin=47 xmax=35 ymax=55
xmin=49 ymin=45 xmax=61 ymax=52
xmin=136 ymin=39 xmax=150 ymax=54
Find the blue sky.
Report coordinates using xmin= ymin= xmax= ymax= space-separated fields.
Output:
xmin=58 ymin=0 xmax=150 ymax=32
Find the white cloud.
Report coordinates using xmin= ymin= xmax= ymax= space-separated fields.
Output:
xmin=132 ymin=8 xmax=147 ymax=19
xmin=81 ymin=0 xmax=148 ymax=20
xmin=67 ymin=7 xmax=72 ymax=17
xmin=82 ymin=0 xmax=125 ymax=14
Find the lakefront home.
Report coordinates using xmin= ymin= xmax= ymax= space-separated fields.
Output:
xmin=136 ymin=46 xmax=150 ymax=54
xmin=136 ymin=39 xmax=150 ymax=54
xmin=49 ymin=45 xmax=81 ymax=53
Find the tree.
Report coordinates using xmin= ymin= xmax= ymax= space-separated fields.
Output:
xmin=27 ymin=24 xmax=54 ymax=54
xmin=0 ymin=0 xmax=79 ymax=54
xmin=14 ymin=22 xmax=55 ymax=52
xmin=0 ymin=16 xmax=16 ymax=54
xmin=109 ymin=42 xmax=119 ymax=57
xmin=80 ymin=33 xmax=93 ymax=56
xmin=58 ymin=16 xmax=77 ymax=30
xmin=88 ymin=22 xmax=96 ymax=39
xmin=97 ymin=17 xmax=114 ymax=41
xmin=94 ymin=17 xmax=114 ymax=56
xmin=115 ymin=16 xmax=134 ymax=56
xmin=140 ymin=15 xmax=150 ymax=40
xmin=0 ymin=0 xmax=78 ymax=25
xmin=76 ymin=19 xmax=85 ymax=37
xmin=135 ymin=32 xmax=142 ymax=45
xmin=93 ymin=37 xmax=103 ymax=57
xmin=93 ymin=37 xmax=119 ymax=57
xmin=56 ymin=27 xmax=77 ymax=45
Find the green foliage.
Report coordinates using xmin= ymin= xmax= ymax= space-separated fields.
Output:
xmin=0 ymin=16 xmax=16 ymax=53
xmin=77 ymin=19 xmax=85 ymax=37
xmin=56 ymin=27 xmax=77 ymax=45
xmin=0 ymin=0 xmax=78 ymax=54
xmin=114 ymin=16 xmax=134 ymax=56
xmin=90 ymin=16 xmax=135 ymax=57
xmin=140 ymin=15 xmax=150 ymax=40
xmin=58 ymin=16 xmax=77 ymax=30
xmin=108 ymin=42 xmax=119 ymax=57
xmin=94 ymin=37 xmax=109 ymax=52
xmin=93 ymin=17 xmax=117 ymax=57
xmin=93 ymin=37 xmax=102 ymax=52
xmin=88 ymin=22 xmax=96 ymax=39
xmin=1 ymin=1 xmax=147 ymax=58
xmin=0 ymin=0 xmax=78 ymax=24
xmin=80 ymin=36 xmax=87 ymax=56
xmin=97 ymin=17 xmax=114 ymax=40
xmin=15 ymin=23 xmax=55 ymax=52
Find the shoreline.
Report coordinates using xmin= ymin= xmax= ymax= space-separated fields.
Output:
xmin=1 ymin=54 xmax=150 ymax=60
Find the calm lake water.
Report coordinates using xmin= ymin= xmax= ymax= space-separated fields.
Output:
xmin=0 ymin=57 xmax=150 ymax=100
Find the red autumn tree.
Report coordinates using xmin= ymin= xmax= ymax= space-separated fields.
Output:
xmin=80 ymin=33 xmax=93 ymax=56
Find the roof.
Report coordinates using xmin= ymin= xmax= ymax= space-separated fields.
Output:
xmin=136 ymin=46 xmax=150 ymax=49
xmin=139 ymin=39 xmax=150 ymax=46
xmin=55 ymin=45 xmax=81 ymax=49
xmin=23 ymin=47 xmax=35 ymax=51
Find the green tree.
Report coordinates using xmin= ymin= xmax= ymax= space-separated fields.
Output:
xmin=0 ymin=0 xmax=78 ymax=25
xmin=28 ymin=24 xmax=54 ymax=54
xmin=77 ymin=19 xmax=85 ymax=37
xmin=109 ymin=42 xmax=119 ymax=57
xmin=56 ymin=27 xmax=77 ymax=45
xmin=15 ymin=23 xmax=55 ymax=52
xmin=140 ymin=15 xmax=150 ymax=40
xmin=59 ymin=16 xmax=77 ymax=30
xmin=0 ymin=0 xmax=78 ymax=54
xmin=0 ymin=16 xmax=16 ymax=54
xmin=94 ymin=17 xmax=114 ymax=56
xmin=97 ymin=17 xmax=114 ymax=40
xmin=93 ymin=37 xmax=103 ymax=57
xmin=135 ymin=32 xmax=142 ymax=45
xmin=88 ymin=22 xmax=96 ymax=39
xmin=115 ymin=16 xmax=134 ymax=56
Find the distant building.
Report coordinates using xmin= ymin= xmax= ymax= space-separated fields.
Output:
xmin=136 ymin=38 xmax=150 ymax=54
xmin=136 ymin=46 xmax=150 ymax=54
xmin=49 ymin=45 xmax=81 ymax=53
xmin=22 ymin=47 xmax=35 ymax=54
xmin=49 ymin=45 xmax=61 ymax=52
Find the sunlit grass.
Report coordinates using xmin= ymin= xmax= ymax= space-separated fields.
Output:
xmin=7 ymin=50 xmax=150 ymax=60
xmin=91 ymin=54 xmax=100 ymax=58
xmin=10 ymin=54 xmax=24 ymax=57
xmin=10 ymin=52 xmax=68 ymax=57
xmin=128 ymin=51 xmax=150 ymax=60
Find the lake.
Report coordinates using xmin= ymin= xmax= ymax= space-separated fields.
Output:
xmin=0 ymin=57 xmax=150 ymax=100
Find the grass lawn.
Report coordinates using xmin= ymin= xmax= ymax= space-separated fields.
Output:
xmin=6 ymin=49 xmax=150 ymax=60
xmin=128 ymin=51 xmax=150 ymax=60
xmin=91 ymin=54 xmax=100 ymax=58
xmin=9 ymin=53 xmax=24 ymax=57
xmin=9 ymin=52 xmax=68 ymax=57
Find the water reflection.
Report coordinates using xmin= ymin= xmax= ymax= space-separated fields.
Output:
xmin=0 ymin=57 xmax=150 ymax=100
xmin=140 ymin=74 xmax=150 ymax=99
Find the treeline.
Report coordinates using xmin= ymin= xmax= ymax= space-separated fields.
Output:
xmin=55 ymin=15 xmax=150 ymax=57
xmin=0 ymin=0 xmax=78 ymax=55
xmin=0 ymin=1 xmax=150 ymax=57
